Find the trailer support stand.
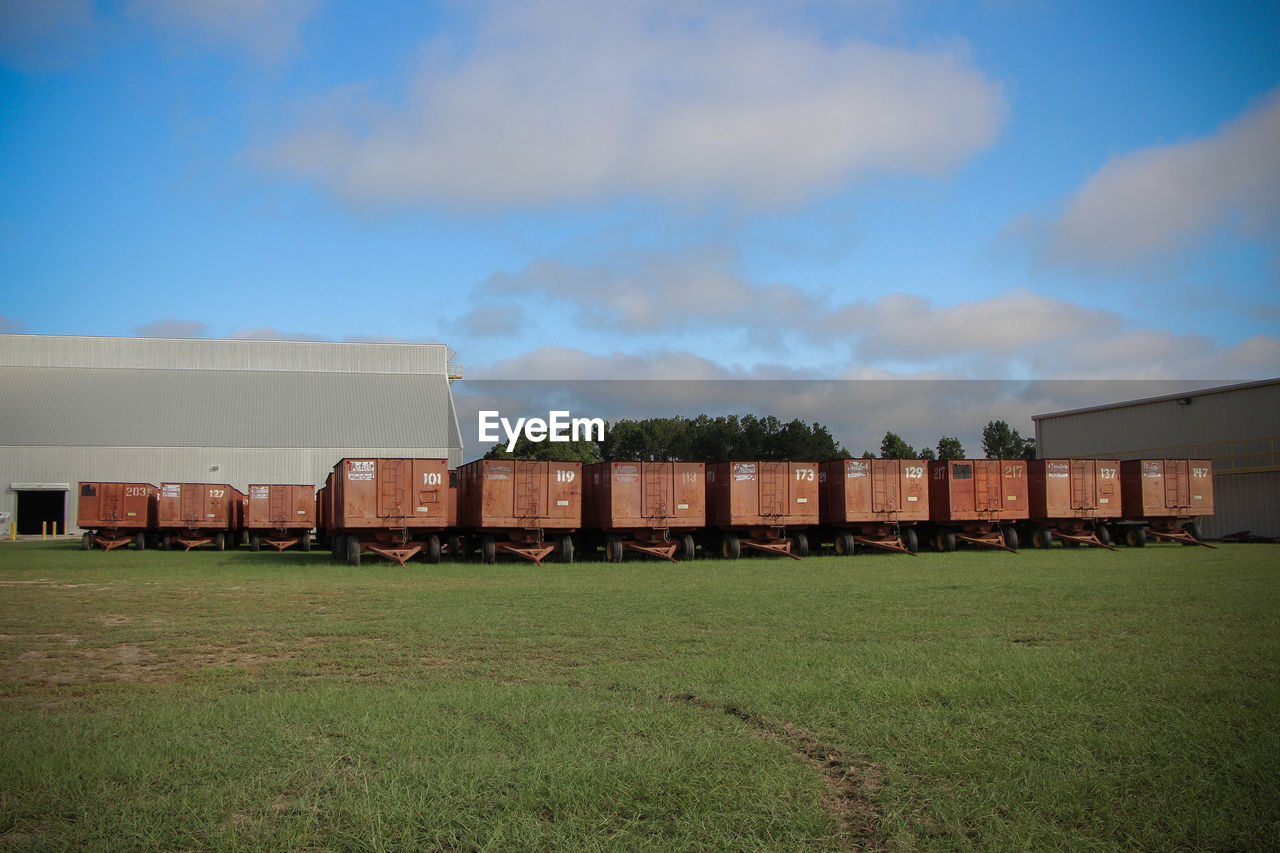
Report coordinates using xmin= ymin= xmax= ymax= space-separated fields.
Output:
xmin=740 ymin=539 xmax=802 ymax=560
xmin=853 ymin=535 xmax=917 ymax=556
xmin=624 ymin=541 xmax=680 ymax=563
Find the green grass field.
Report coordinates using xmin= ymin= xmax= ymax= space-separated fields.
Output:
xmin=1 ymin=540 xmax=1277 ymax=851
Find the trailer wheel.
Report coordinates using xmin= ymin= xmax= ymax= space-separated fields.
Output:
xmin=330 ymin=534 xmax=345 ymax=563
xmin=481 ymin=535 xmax=496 ymax=565
xmin=1000 ymin=525 xmax=1018 ymax=551
xmin=902 ymin=527 xmax=919 ymax=554
xmin=721 ymin=533 xmax=741 ymax=560
xmin=558 ymin=534 xmax=574 ymax=564
xmin=250 ymin=533 xmax=260 ymax=552
xmin=679 ymin=534 xmax=696 ymax=562
xmin=1032 ymin=528 xmax=1053 ymax=549
xmin=425 ymin=534 xmax=441 ymax=564
xmin=447 ymin=535 xmax=463 ymax=561
xmin=1096 ymin=524 xmax=1112 ymax=546
xmin=134 ymin=532 xmax=146 ymax=551
xmin=1125 ymin=526 xmax=1147 ymax=548
xmin=791 ymin=532 xmax=809 ymax=558
xmin=939 ymin=531 xmax=956 ymax=552
xmin=81 ymin=532 xmax=93 ymax=550
xmin=301 ymin=531 xmax=311 ymax=552
xmin=605 ymin=535 xmax=624 ymax=563
xmin=161 ymin=534 xmax=171 ymax=551
xmin=835 ymin=532 xmax=855 ymax=556
xmin=346 ymin=536 xmax=362 ymax=566
xmin=1181 ymin=521 xmax=1201 ymax=544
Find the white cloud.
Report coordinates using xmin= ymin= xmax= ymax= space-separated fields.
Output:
xmin=0 ymin=0 xmax=95 ymax=71
xmin=457 ymin=304 xmax=528 ymax=338
xmin=1046 ymin=86 xmax=1280 ymax=269
xmin=126 ymin=0 xmax=318 ymax=62
xmin=133 ymin=318 xmax=209 ymax=338
xmin=487 ymin=247 xmax=816 ymax=331
xmin=227 ymin=326 xmax=327 ymax=341
xmin=260 ymin=0 xmax=1004 ymax=209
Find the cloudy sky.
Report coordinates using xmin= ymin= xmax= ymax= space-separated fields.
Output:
xmin=1 ymin=0 xmax=1277 ymax=453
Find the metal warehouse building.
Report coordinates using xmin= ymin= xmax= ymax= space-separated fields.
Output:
xmin=1033 ymin=378 xmax=1280 ymax=540
xmin=0 ymin=334 xmax=463 ymax=536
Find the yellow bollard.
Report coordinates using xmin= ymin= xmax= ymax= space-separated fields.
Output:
xmin=53 ymin=522 xmax=58 ymax=537
xmin=8 ymin=523 xmax=14 ymax=541
xmin=42 ymin=521 xmax=47 ymax=541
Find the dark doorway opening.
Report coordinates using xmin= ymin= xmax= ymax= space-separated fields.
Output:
xmin=15 ymin=490 xmax=66 ymax=535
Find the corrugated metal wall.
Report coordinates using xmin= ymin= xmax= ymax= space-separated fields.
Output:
xmin=1 ymin=335 xmax=464 ymax=534
xmin=1035 ymin=380 xmax=1280 ymax=538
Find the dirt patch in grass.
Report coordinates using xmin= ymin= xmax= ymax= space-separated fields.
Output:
xmin=670 ymin=693 xmax=886 ymax=852
xmin=1 ymin=641 xmax=291 ymax=687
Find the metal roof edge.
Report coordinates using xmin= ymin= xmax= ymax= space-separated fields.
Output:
xmin=1032 ymin=377 xmax=1280 ymax=421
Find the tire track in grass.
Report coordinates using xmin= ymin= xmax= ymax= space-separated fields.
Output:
xmin=669 ymin=693 xmax=886 ymax=852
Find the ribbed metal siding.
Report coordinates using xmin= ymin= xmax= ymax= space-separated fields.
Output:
xmin=1198 ymin=471 xmax=1279 ymax=539
xmin=0 ymin=335 xmax=449 ymax=375
xmin=0 ymin=368 xmax=461 ymax=449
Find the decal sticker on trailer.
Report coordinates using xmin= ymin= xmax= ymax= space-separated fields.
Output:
xmin=348 ymin=460 xmax=375 ymax=481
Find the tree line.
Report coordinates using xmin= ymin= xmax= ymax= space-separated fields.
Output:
xmin=484 ymin=414 xmax=1037 ymax=462
xmin=870 ymin=420 xmax=1037 ymax=461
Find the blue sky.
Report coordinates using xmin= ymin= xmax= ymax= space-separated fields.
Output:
xmin=1 ymin=0 xmax=1277 ymax=450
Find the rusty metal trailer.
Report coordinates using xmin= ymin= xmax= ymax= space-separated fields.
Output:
xmin=1024 ymin=459 xmax=1122 ymax=550
xmin=77 ymin=482 xmax=157 ymax=551
xmin=456 ymin=459 xmax=581 ymax=565
xmin=705 ymin=461 xmax=819 ymax=559
xmin=322 ymin=458 xmax=451 ymax=567
xmin=818 ymin=458 xmax=928 ymax=555
xmin=583 ymin=461 xmax=704 ymax=562
xmin=1117 ymin=459 xmax=1216 ymax=547
xmin=156 ymin=483 xmax=245 ymax=551
xmin=926 ymin=459 xmax=1028 ymax=551
xmin=246 ymin=484 xmax=317 ymax=552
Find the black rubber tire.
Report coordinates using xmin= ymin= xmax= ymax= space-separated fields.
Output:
xmin=301 ymin=531 xmax=312 ymax=552
xmin=721 ymin=533 xmax=741 ymax=560
xmin=1001 ymin=525 xmax=1018 ymax=551
xmin=605 ymin=534 xmax=624 ymax=563
xmin=346 ymin=536 xmax=361 ymax=566
xmin=835 ymin=532 xmax=855 ymax=556
xmin=81 ymin=532 xmax=93 ymax=551
xmin=559 ymin=534 xmax=574 ymax=564
xmin=1181 ymin=521 xmax=1201 ymax=544
xmin=447 ymin=535 xmax=463 ymax=560
xmin=679 ymin=534 xmax=696 ymax=562
xmin=941 ymin=531 xmax=957 ymax=552
xmin=1125 ymin=526 xmax=1147 ymax=548
xmin=903 ymin=527 xmax=919 ymax=554
xmin=250 ymin=533 xmax=260 ymax=552
xmin=212 ymin=532 xmax=225 ymax=552
xmin=425 ymin=534 xmax=441 ymax=564
xmin=161 ymin=534 xmax=171 ymax=552
xmin=1096 ymin=524 xmax=1112 ymax=546
xmin=1033 ymin=528 xmax=1053 ymax=549
xmin=481 ymin=535 xmax=496 ymax=565
xmin=791 ymin=532 xmax=809 ymax=558
xmin=331 ymin=534 xmax=345 ymax=562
